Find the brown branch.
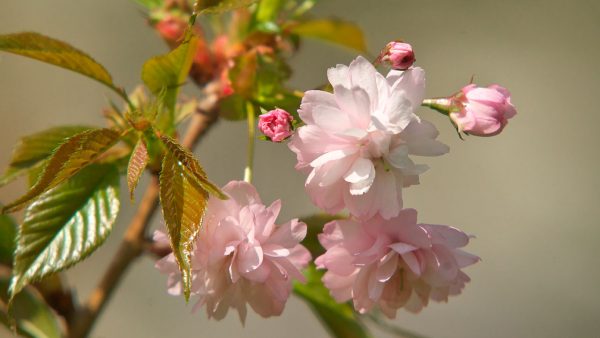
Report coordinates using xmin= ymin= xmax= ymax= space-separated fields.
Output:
xmin=68 ymin=99 xmax=219 ymax=338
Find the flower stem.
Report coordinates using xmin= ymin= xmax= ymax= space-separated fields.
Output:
xmin=421 ymin=98 xmax=452 ymax=116
xmin=244 ymin=102 xmax=256 ymax=184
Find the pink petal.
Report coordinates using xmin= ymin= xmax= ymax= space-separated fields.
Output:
xmin=299 ymin=90 xmax=338 ymax=124
xmin=237 ymin=243 xmax=264 ymax=274
xmin=327 ymin=64 xmax=350 ymax=88
xmin=266 ymin=219 xmax=307 ymax=248
xmin=387 ymin=67 xmax=426 ymax=110
xmin=376 ymin=252 xmax=399 ymax=282
xmin=316 ymin=246 xmax=356 ymax=276
xmin=312 ymin=104 xmax=352 ymax=132
xmin=349 ymin=56 xmax=379 ymax=105
xmin=389 ymin=242 xmax=418 ymax=255
xmin=310 ymin=148 xmax=356 ymax=168
xmin=425 ymin=224 xmax=470 ymax=248
xmin=453 ymin=249 xmax=480 ymax=268
xmin=334 ymin=85 xmax=371 ymax=129
xmin=344 ymin=157 xmax=375 ymax=183
xmin=401 ymin=251 xmax=422 ymax=276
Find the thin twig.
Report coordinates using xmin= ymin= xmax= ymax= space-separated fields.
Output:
xmin=243 ymin=102 xmax=256 ymax=183
xmin=68 ymin=98 xmax=219 ymax=338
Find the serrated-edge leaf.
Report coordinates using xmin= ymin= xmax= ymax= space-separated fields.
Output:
xmin=0 ymin=32 xmax=114 ymax=87
xmin=159 ymin=135 xmax=227 ymax=199
xmin=294 ymin=265 xmax=372 ymax=338
xmin=0 ymin=276 xmax=63 ymax=338
xmin=159 ymin=152 xmax=208 ymax=300
xmin=3 ymin=128 xmax=121 ymax=213
xmin=127 ymin=140 xmax=148 ymax=201
xmin=196 ymin=0 xmax=259 ymax=14
xmin=289 ymin=18 xmax=367 ymax=52
xmin=9 ymin=164 xmax=120 ymax=299
xmin=141 ymin=34 xmax=199 ymax=114
xmin=0 ymin=126 xmax=92 ymax=188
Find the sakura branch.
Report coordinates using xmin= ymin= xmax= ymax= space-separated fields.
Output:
xmin=0 ymin=1 xmax=516 ymax=338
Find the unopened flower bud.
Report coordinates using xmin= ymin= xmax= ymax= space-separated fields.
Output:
xmin=451 ymin=84 xmax=517 ymax=136
xmin=155 ymin=14 xmax=187 ymax=42
xmin=258 ymin=108 xmax=294 ymax=142
xmin=380 ymin=41 xmax=415 ymax=70
xmin=423 ymin=84 xmax=516 ymax=137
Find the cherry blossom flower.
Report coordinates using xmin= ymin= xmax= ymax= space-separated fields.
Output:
xmin=288 ymin=56 xmax=448 ymax=220
xmin=315 ymin=209 xmax=479 ymax=318
xmin=155 ymin=181 xmax=311 ymax=322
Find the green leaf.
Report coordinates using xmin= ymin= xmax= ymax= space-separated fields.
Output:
xmin=0 ymin=276 xmax=63 ymax=338
xmin=0 ymin=32 xmax=114 ymax=88
xmin=127 ymin=139 xmax=148 ymax=201
xmin=159 ymin=136 xmax=227 ymax=199
xmin=0 ymin=126 xmax=92 ymax=187
xmin=9 ymin=164 xmax=120 ymax=299
xmin=294 ymin=265 xmax=371 ymax=338
xmin=159 ymin=136 xmax=226 ymax=300
xmin=27 ymin=166 xmax=45 ymax=190
xmin=255 ymin=53 xmax=291 ymax=99
xmin=288 ymin=18 xmax=367 ymax=52
xmin=3 ymin=129 xmax=120 ymax=213
xmin=0 ymin=207 xmax=17 ymax=266
xmin=159 ymin=152 xmax=207 ymax=302
xmin=141 ymin=34 xmax=199 ymax=119
xmin=195 ymin=0 xmax=259 ymax=14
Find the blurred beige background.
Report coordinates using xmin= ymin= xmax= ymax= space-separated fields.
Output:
xmin=1 ymin=0 xmax=599 ymax=337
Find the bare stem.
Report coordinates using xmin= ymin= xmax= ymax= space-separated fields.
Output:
xmin=243 ymin=102 xmax=256 ymax=183
xmin=68 ymin=101 xmax=219 ymax=338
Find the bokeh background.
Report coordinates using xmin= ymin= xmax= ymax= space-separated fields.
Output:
xmin=1 ymin=0 xmax=599 ymax=337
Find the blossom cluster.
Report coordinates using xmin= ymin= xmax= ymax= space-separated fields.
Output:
xmin=156 ymin=40 xmax=515 ymax=321
xmin=283 ymin=50 xmax=497 ymax=318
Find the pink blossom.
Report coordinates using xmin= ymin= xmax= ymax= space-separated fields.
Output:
xmin=315 ymin=209 xmax=479 ymax=318
xmin=380 ymin=41 xmax=415 ymax=70
xmin=450 ymin=84 xmax=517 ymax=136
xmin=288 ymin=56 xmax=448 ymax=220
xmin=155 ymin=181 xmax=311 ymax=322
xmin=258 ymin=108 xmax=294 ymax=142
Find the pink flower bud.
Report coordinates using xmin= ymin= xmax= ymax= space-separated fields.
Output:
xmin=155 ymin=15 xmax=187 ymax=42
xmin=258 ymin=108 xmax=294 ymax=142
xmin=380 ymin=41 xmax=415 ymax=70
xmin=450 ymin=84 xmax=517 ymax=136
